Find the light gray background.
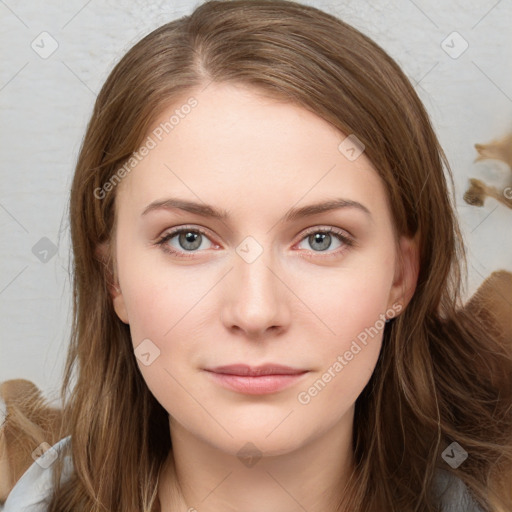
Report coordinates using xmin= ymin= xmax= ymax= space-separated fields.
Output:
xmin=1 ymin=0 xmax=511 ymax=406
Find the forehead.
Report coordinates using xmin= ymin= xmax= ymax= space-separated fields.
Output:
xmin=115 ymin=82 xmax=389 ymax=222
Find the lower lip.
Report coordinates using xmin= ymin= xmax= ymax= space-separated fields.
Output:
xmin=205 ymin=371 xmax=308 ymax=395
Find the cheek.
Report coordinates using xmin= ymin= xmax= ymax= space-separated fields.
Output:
xmin=293 ymin=250 xmax=396 ymax=347
xmin=117 ymin=251 xmax=212 ymax=408
xmin=294 ymin=280 xmax=388 ymax=413
xmin=121 ymin=269 xmax=204 ymax=423
xmin=295 ymin=337 xmax=382 ymax=423
xmin=290 ymin=252 xmax=395 ymax=411
xmin=117 ymin=244 xmax=209 ymax=348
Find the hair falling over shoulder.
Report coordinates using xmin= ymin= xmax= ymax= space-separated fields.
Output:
xmin=2 ymin=1 xmax=511 ymax=510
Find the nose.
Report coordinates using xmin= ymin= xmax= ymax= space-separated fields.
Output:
xmin=220 ymin=245 xmax=292 ymax=340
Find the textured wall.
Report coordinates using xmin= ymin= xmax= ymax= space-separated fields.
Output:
xmin=0 ymin=0 xmax=511 ymax=402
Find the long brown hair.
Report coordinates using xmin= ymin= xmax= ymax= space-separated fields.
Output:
xmin=7 ymin=0 xmax=512 ymax=510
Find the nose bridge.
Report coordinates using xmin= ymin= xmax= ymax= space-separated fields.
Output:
xmin=222 ymin=234 xmax=290 ymax=336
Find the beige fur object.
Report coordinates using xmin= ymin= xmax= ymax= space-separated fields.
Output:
xmin=464 ymin=132 xmax=512 ymax=209
xmin=0 ymin=379 xmax=62 ymax=503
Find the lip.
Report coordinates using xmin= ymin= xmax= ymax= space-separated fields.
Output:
xmin=204 ymin=364 xmax=309 ymax=395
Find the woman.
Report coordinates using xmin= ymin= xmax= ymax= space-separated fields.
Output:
xmin=3 ymin=0 xmax=511 ymax=510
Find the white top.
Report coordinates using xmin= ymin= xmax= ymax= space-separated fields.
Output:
xmin=3 ymin=436 xmax=73 ymax=512
xmin=3 ymin=436 xmax=484 ymax=511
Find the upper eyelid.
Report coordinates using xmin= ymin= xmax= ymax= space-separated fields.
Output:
xmin=300 ymin=225 xmax=353 ymax=238
xmin=161 ymin=225 xmax=216 ymax=242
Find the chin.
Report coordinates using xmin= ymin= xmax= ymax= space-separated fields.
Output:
xmin=194 ymin=417 xmax=315 ymax=460
xmin=217 ymin=433 xmax=306 ymax=460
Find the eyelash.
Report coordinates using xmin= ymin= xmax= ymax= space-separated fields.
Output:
xmin=155 ymin=225 xmax=355 ymax=259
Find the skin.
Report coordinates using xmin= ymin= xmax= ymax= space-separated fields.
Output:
xmin=108 ymin=82 xmax=419 ymax=511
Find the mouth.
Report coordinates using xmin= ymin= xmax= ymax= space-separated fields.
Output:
xmin=203 ymin=364 xmax=309 ymax=395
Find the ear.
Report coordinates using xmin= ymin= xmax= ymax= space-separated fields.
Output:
xmin=95 ymin=241 xmax=129 ymax=324
xmin=387 ymin=232 xmax=420 ymax=314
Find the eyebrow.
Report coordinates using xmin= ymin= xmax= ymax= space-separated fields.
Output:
xmin=141 ymin=197 xmax=372 ymax=222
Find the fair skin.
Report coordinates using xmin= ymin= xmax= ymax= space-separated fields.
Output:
xmin=108 ymin=82 xmax=419 ymax=512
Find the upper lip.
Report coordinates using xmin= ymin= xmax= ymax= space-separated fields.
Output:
xmin=205 ymin=364 xmax=308 ymax=376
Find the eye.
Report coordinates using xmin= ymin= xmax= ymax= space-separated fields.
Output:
xmin=156 ymin=226 xmax=216 ymax=258
xmin=295 ymin=227 xmax=354 ymax=257
xmin=156 ymin=225 xmax=355 ymax=259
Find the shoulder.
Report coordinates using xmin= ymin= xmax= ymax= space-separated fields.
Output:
xmin=2 ymin=436 xmax=73 ymax=512
xmin=432 ymin=468 xmax=486 ymax=512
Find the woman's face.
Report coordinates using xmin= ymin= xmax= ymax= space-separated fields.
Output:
xmin=109 ymin=82 xmax=417 ymax=457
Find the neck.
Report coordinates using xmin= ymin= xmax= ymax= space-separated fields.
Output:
xmin=158 ymin=410 xmax=355 ymax=512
